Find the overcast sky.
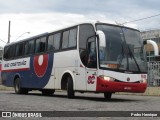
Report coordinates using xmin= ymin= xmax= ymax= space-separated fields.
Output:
xmin=0 ymin=0 xmax=160 ymax=46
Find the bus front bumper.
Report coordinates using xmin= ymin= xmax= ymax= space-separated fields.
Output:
xmin=96 ymin=77 xmax=147 ymax=93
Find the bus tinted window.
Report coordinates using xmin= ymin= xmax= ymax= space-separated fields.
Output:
xmin=35 ymin=38 xmax=41 ymax=53
xmin=4 ymin=46 xmax=9 ymax=59
xmin=25 ymin=40 xmax=35 ymax=55
xmin=5 ymin=45 xmax=15 ymax=59
xmin=35 ymin=37 xmax=47 ymax=53
xmin=48 ymin=35 xmax=54 ymax=51
xmin=10 ymin=46 xmax=15 ymax=58
xmin=79 ymin=24 xmax=95 ymax=67
xmin=62 ymin=28 xmax=77 ymax=49
xmin=15 ymin=43 xmax=24 ymax=57
xmin=62 ymin=30 xmax=69 ymax=49
xmin=68 ymin=28 xmax=77 ymax=47
xmin=48 ymin=33 xmax=61 ymax=51
xmin=54 ymin=33 xmax=61 ymax=50
xmin=79 ymin=24 xmax=95 ymax=49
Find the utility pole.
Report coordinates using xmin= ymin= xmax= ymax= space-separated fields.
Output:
xmin=8 ymin=20 xmax=11 ymax=44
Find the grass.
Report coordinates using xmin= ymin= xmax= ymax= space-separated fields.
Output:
xmin=0 ymin=85 xmax=14 ymax=91
xmin=144 ymin=87 xmax=160 ymax=96
xmin=116 ymin=87 xmax=160 ymax=96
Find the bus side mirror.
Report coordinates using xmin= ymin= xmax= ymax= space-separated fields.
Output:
xmin=143 ymin=40 xmax=159 ymax=56
xmin=96 ymin=30 xmax=106 ymax=48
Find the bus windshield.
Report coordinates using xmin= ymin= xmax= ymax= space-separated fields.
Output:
xmin=96 ymin=24 xmax=147 ymax=73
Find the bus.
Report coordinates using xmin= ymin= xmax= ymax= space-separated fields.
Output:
xmin=0 ymin=47 xmax=3 ymax=82
xmin=0 ymin=61 xmax=1 ymax=70
xmin=0 ymin=59 xmax=1 ymax=83
xmin=1 ymin=22 xmax=148 ymax=100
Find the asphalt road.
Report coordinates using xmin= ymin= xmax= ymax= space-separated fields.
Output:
xmin=0 ymin=90 xmax=160 ymax=120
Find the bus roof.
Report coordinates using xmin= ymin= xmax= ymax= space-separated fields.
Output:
xmin=4 ymin=32 xmax=48 ymax=47
xmin=4 ymin=21 xmax=97 ymax=47
xmin=4 ymin=21 xmax=139 ymax=47
xmin=47 ymin=21 xmax=139 ymax=34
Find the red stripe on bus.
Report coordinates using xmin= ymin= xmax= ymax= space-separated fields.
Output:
xmin=2 ymin=68 xmax=30 ymax=72
xmin=96 ymin=77 xmax=147 ymax=93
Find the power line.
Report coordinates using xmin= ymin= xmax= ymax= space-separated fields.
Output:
xmin=122 ymin=13 xmax=160 ymax=25
xmin=0 ymin=39 xmax=7 ymax=44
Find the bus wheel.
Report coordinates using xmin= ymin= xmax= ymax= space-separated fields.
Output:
xmin=67 ymin=76 xmax=75 ymax=99
xmin=42 ymin=89 xmax=55 ymax=96
xmin=104 ymin=92 xmax=112 ymax=100
xmin=14 ymin=78 xmax=28 ymax=94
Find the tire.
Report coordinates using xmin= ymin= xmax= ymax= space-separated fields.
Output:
xmin=14 ymin=78 xmax=28 ymax=94
xmin=42 ymin=89 xmax=55 ymax=96
xmin=67 ymin=76 xmax=75 ymax=99
xmin=104 ymin=92 xmax=112 ymax=100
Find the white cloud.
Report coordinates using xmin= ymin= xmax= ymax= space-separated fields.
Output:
xmin=0 ymin=13 xmax=85 ymax=46
xmin=0 ymin=0 xmax=159 ymax=46
xmin=0 ymin=12 xmax=140 ymax=46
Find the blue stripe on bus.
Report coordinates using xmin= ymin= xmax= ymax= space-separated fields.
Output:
xmin=2 ymin=53 xmax=54 ymax=89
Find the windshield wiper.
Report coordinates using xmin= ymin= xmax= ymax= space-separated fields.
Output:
xmin=127 ymin=45 xmax=141 ymax=72
xmin=117 ymin=42 xmax=127 ymax=69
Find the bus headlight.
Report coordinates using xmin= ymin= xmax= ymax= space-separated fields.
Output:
xmin=99 ymin=75 xmax=115 ymax=82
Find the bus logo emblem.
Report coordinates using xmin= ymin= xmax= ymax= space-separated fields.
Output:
xmin=88 ymin=76 xmax=95 ymax=84
xmin=34 ymin=54 xmax=48 ymax=77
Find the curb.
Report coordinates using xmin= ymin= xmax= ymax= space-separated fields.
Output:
xmin=116 ymin=87 xmax=160 ymax=96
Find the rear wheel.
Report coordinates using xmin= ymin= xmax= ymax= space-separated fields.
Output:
xmin=104 ymin=92 xmax=112 ymax=100
xmin=14 ymin=78 xmax=28 ymax=94
xmin=42 ymin=89 xmax=55 ymax=96
xmin=67 ymin=76 xmax=75 ymax=99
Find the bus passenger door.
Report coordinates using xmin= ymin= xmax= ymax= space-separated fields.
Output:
xmin=74 ymin=63 xmax=86 ymax=91
xmin=86 ymin=37 xmax=97 ymax=91
xmin=86 ymin=69 xmax=97 ymax=91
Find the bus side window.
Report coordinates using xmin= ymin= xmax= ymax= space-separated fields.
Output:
xmin=79 ymin=24 xmax=95 ymax=67
xmin=35 ymin=36 xmax=47 ymax=53
xmin=4 ymin=46 xmax=9 ymax=59
xmin=8 ymin=45 xmax=15 ymax=59
xmin=62 ymin=27 xmax=77 ymax=49
xmin=68 ymin=28 xmax=77 ymax=48
xmin=87 ymin=37 xmax=97 ymax=68
xmin=48 ymin=35 xmax=54 ymax=51
xmin=48 ymin=33 xmax=61 ymax=51
xmin=25 ymin=42 xmax=29 ymax=55
xmin=15 ymin=43 xmax=24 ymax=57
xmin=62 ymin=30 xmax=69 ymax=49
xmin=40 ymin=37 xmax=47 ymax=52
xmin=25 ymin=40 xmax=35 ymax=55
xmin=53 ymin=33 xmax=61 ymax=50
xmin=35 ymin=38 xmax=41 ymax=53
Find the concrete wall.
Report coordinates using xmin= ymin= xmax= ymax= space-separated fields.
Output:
xmin=141 ymin=29 xmax=160 ymax=40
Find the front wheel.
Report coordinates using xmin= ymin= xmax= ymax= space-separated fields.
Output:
xmin=67 ymin=76 xmax=75 ymax=99
xmin=14 ymin=78 xmax=28 ymax=94
xmin=104 ymin=92 xmax=112 ymax=100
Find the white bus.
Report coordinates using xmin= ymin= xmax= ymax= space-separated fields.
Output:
xmin=1 ymin=22 xmax=148 ymax=99
xmin=0 ymin=59 xmax=1 ymax=83
xmin=0 ymin=48 xmax=3 ymax=82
